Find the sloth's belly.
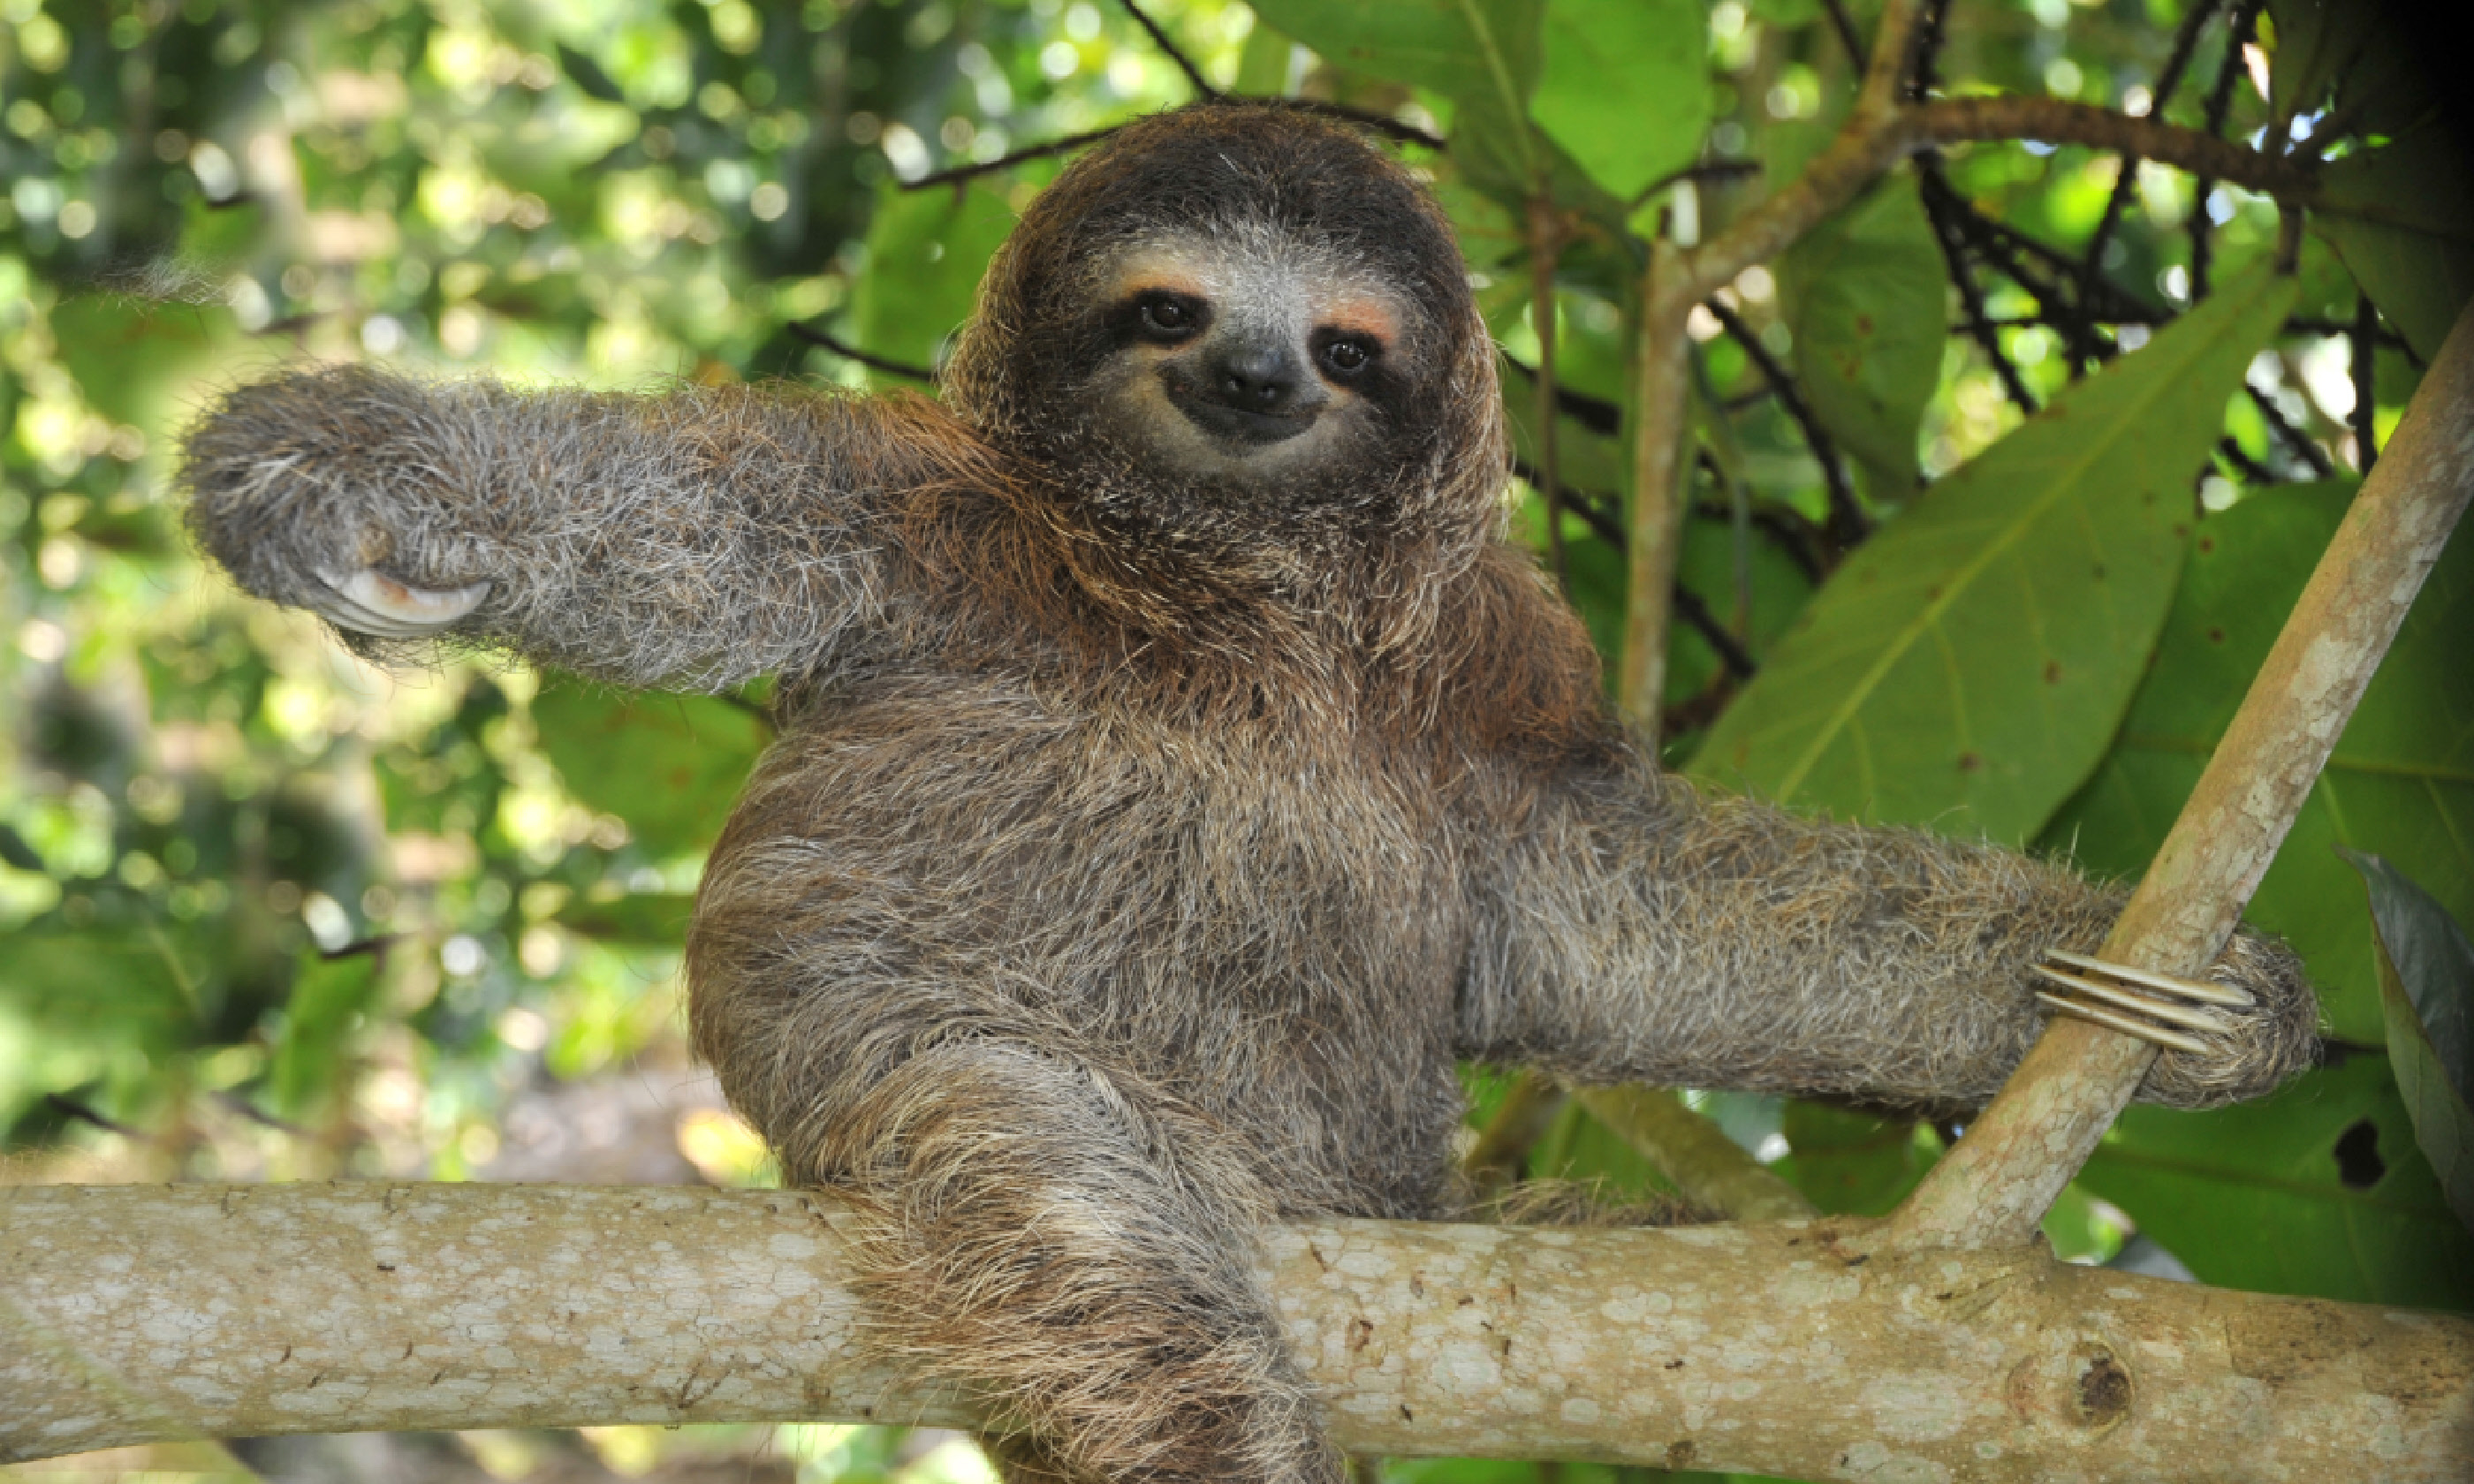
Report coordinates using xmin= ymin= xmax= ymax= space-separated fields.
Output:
xmin=694 ymin=675 xmax=1470 ymax=1216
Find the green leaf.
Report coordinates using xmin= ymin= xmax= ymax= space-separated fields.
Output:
xmin=2343 ymin=850 xmax=2474 ymax=1232
xmin=848 ymin=181 xmax=1018 ymax=375
xmin=1527 ymin=0 xmax=1708 ymax=201
xmin=555 ymin=42 xmax=627 ymax=104
xmin=1689 ymin=264 xmax=2299 ymax=843
xmin=2311 ymin=122 xmax=2474 ymax=363
xmin=269 ymin=948 xmax=380 ymax=1117
xmin=531 ymin=677 xmax=767 ymax=859
xmin=557 ymin=890 xmax=697 ymax=946
xmin=1772 ymin=1102 xmax=1931 ymax=1215
xmin=2040 ymin=480 xmax=2474 ymax=1043
xmin=2079 ymin=1057 xmax=2474 ymax=1310
xmin=1780 ymin=174 xmax=1945 ymax=487
xmin=48 ymin=294 xmax=245 ymax=430
xmin=1244 ymin=0 xmax=1542 ymax=116
xmin=2265 ymin=0 xmax=2442 ymax=140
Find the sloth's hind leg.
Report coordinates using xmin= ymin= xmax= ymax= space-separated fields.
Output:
xmin=816 ymin=1041 xmax=1339 ymax=1484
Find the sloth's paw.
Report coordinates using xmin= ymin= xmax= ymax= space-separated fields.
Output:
xmin=2035 ymin=939 xmax=2320 ymax=1109
xmin=2031 ymin=948 xmax=2255 ymax=1055
xmin=311 ymin=564 xmax=491 ymax=638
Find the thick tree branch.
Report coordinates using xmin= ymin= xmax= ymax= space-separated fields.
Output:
xmin=8 ymin=1183 xmax=2473 ymax=1480
xmin=1893 ymin=298 xmax=2474 ymax=1249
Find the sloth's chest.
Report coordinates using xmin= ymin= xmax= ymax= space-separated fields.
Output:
xmin=710 ymin=683 xmax=1472 ymax=1213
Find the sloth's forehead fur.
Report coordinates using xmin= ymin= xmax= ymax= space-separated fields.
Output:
xmin=1090 ymin=225 xmax=1426 ymax=352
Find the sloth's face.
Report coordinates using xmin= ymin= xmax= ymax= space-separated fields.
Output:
xmin=1081 ymin=235 xmax=1420 ymax=487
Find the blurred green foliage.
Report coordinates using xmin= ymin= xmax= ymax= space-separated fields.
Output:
xmin=2 ymin=1 xmax=2469 ymax=1481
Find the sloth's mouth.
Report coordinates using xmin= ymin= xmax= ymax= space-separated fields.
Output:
xmin=1168 ymin=390 xmax=1318 ymax=448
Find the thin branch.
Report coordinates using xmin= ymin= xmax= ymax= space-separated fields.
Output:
xmin=1277 ymin=99 xmax=1446 ymax=150
xmin=11 ymin=1183 xmax=2474 ymax=1478
xmin=1499 ymin=357 xmax=1620 ymax=436
xmin=1671 ymin=583 xmax=1759 ymax=681
xmin=1817 ymin=0 xmax=1863 ymax=70
xmin=2081 ymin=0 xmax=2221 ymax=291
xmin=1625 ymin=158 xmax=1763 ymax=214
xmin=2352 ymin=293 xmax=2382 ymax=473
xmin=1508 ymin=458 xmax=1762 ymax=681
xmin=1529 ymin=197 xmax=1570 ymax=592
xmin=1461 ymin=1071 xmax=1566 ymax=1197
xmin=1113 ymin=0 xmax=1218 ymax=100
xmin=788 ymin=322 xmax=936 ymax=382
xmin=1569 ymin=1086 xmax=1814 ymax=1221
xmin=903 ymin=102 xmax=1443 ymax=194
xmin=1893 ymin=299 xmax=2474 ymax=1250
xmin=1904 ymin=0 xmax=1949 ymax=100
xmin=1704 ymin=298 xmax=1868 ymax=547
xmin=902 ymin=125 xmax=1130 ymax=191
xmin=2246 ymin=383 xmax=2334 ymax=478
xmin=1910 ymin=95 xmax=2314 ymax=208
xmin=1857 ymin=0 xmax=1925 ymax=118
xmin=1917 ymin=161 xmax=2040 ymax=412
xmin=2215 ymin=434 xmax=2278 ymax=485
xmin=2189 ymin=0 xmax=2266 ymax=300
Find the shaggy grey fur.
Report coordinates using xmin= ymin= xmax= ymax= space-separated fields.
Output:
xmin=180 ymin=102 xmax=2318 ymax=1484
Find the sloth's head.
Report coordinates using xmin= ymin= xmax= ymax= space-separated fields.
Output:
xmin=944 ymin=102 xmax=1504 ymax=546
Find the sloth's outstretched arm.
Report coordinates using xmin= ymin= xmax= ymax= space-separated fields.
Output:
xmin=1460 ymin=768 xmax=2319 ymax=1110
xmin=181 ymin=364 xmax=968 ymax=686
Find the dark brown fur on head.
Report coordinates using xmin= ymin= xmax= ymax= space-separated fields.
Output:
xmin=924 ymin=103 xmax=1588 ymax=761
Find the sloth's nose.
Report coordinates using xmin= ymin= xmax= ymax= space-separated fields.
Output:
xmin=1209 ymin=341 xmax=1300 ymax=413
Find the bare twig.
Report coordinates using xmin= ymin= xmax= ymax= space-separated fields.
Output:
xmin=1917 ymin=162 xmax=2040 ymax=412
xmin=1462 ymin=1071 xmax=1566 ymax=1197
xmin=2245 ymin=383 xmax=2334 ymax=477
xmin=1113 ymin=0 xmax=1218 ymax=100
xmin=2352 ymin=292 xmax=2381 ymax=473
xmin=1892 ymin=299 xmax=2474 ymax=1250
xmin=1817 ymin=0 xmax=1863 ymax=70
xmin=789 ymin=322 xmax=936 ymax=382
xmin=1571 ymin=1086 xmax=1816 ymax=1222
xmin=1704 ymin=297 xmax=1868 ymax=547
xmin=1529 ymin=197 xmax=1570 ymax=592
xmin=2189 ymin=0 xmax=2266 ymax=300
xmin=2082 ymin=0 xmax=2221 ymax=292
xmin=1499 ymin=358 xmax=1620 ymax=435
xmin=903 ymin=125 xmax=1130 ymax=191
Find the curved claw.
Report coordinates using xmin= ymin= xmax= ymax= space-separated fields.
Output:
xmin=2032 ymin=950 xmax=2243 ymax=1056
xmin=311 ymin=564 xmax=490 ymax=639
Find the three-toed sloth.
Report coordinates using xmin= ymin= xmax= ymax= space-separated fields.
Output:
xmin=184 ymin=102 xmax=2315 ymax=1484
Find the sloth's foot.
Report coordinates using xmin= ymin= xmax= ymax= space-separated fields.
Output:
xmin=311 ymin=564 xmax=490 ymax=638
xmin=2030 ymin=947 xmax=2257 ymax=1056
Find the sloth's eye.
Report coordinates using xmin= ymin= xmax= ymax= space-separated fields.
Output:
xmin=1318 ymin=337 xmax=1377 ymax=378
xmin=1136 ymin=293 xmax=1205 ymax=342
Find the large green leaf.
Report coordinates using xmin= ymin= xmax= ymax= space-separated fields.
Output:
xmin=2345 ymin=850 xmax=2474 ymax=1232
xmin=1527 ymin=0 xmax=1708 ymax=201
xmin=531 ymin=677 xmax=768 ymax=859
xmin=2078 ymin=1057 xmax=2474 ymax=1310
xmin=269 ymin=948 xmax=381 ymax=1117
xmin=1780 ymin=173 xmax=1945 ymax=487
xmin=47 ymin=294 xmax=246 ymax=430
xmin=2040 ymin=480 xmax=2474 ymax=1043
xmin=1689 ymin=264 xmax=2299 ymax=842
xmin=847 ymin=180 xmax=1018 ymax=374
xmin=1243 ymin=0 xmax=1542 ymax=117
xmin=2312 ymin=120 xmax=2474 ymax=363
